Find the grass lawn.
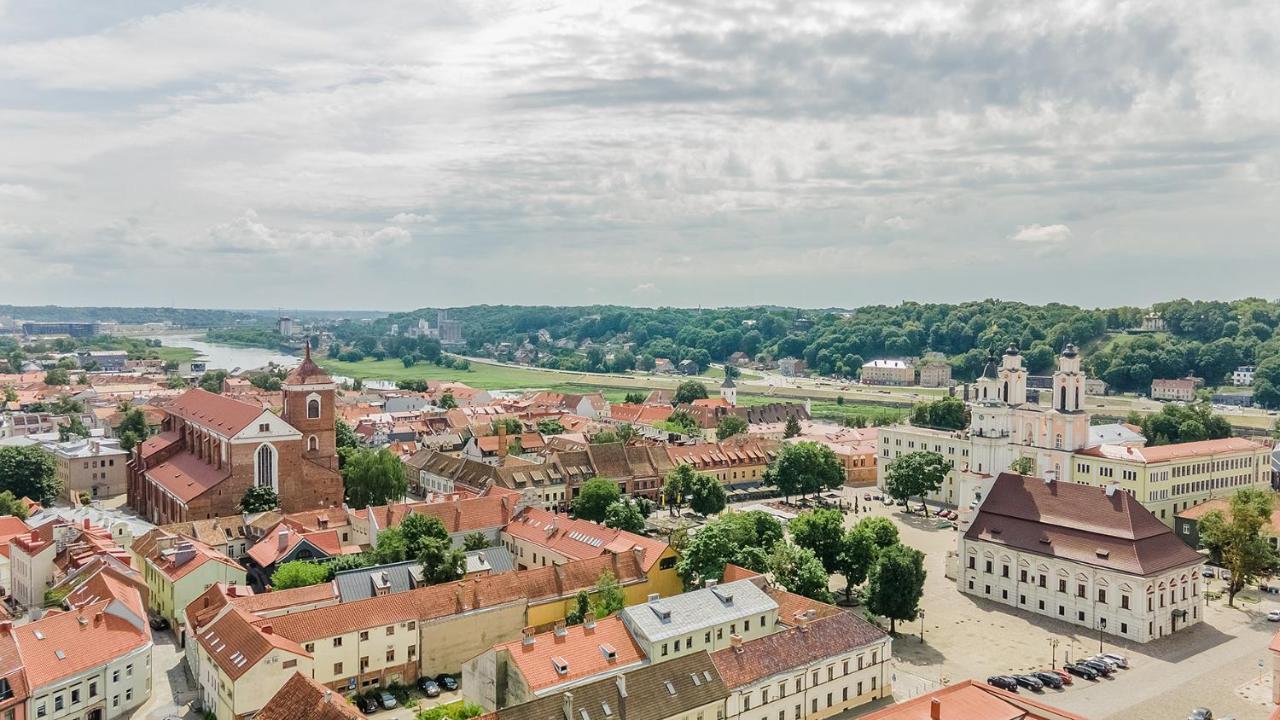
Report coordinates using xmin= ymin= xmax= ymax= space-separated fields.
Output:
xmin=154 ymin=346 xmax=196 ymax=363
xmin=315 ymin=356 xmax=662 ymax=392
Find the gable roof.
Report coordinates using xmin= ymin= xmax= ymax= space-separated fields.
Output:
xmin=11 ymin=599 xmax=150 ymax=689
xmin=199 ymin=607 xmax=311 ymax=681
xmin=259 ymin=672 xmax=367 ymax=720
xmin=143 ymin=452 xmax=233 ymax=503
xmin=965 ymin=473 xmax=1203 ymax=576
xmin=1075 ymin=437 xmax=1263 ymax=464
xmin=504 ymin=507 xmax=669 ymax=571
xmin=499 ymin=616 xmax=646 ymax=693
xmin=857 ymin=679 xmax=1086 ymax=720
xmin=710 ymin=612 xmax=886 ymax=689
xmin=620 ymin=580 xmax=777 ymax=643
xmin=166 ymin=388 xmax=268 ymax=435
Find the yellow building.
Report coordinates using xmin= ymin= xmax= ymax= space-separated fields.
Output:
xmin=194 ymin=606 xmax=314 ymax=719
xmin=132 ymin=529 xmax=247 ymax=630
xmin=1072 ymin=437 xmax=1272 ymax=524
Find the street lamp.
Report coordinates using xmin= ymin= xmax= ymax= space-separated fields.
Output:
xmin=1049 ymin=639 xmax=1059 ymax=669
xmin=919 ymin=609 xmax=926 ymax=644
xmin=1097 ymin=617 xmax=1107 ymax=653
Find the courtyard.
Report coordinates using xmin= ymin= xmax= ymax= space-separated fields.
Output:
xmin=827 ymin=487 xmax=1280 ymax=720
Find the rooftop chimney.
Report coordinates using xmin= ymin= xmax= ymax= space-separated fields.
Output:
xmin=0 ymin=621 xmax=11 ymax=634
xmin=561 ymin=692 xmax=574 ymax=720
xmin=1105 ymin=484 xmax=1117 ymax=497
xmin=554 ymin=620 xmax=567 ymax=638
xmin=730 ymin=634 xmax=743 ymax=652
xmin=324 ymin=690 xmax=333 ymax=704
xmin=261 ymin=624 xmax=273 ymax=635
xmin=930 ymin=698 xmax=941 ymax=720
xmin=497 ymin=423 xmax=509 ymax=458
xmin=583 ymin=612 xmax=596 ymax=631
xmin=616 ymin=673 xmax=627 ymax=698
xmin=522 ymin=627 xmax=536 ymax=646
xmin=277 ymin=529 xmax=290 ymax=551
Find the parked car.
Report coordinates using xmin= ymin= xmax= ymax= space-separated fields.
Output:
xmin=1013 ymin=675 xmax=1043 ymax=691
xmin=418 ymin=678 xmax=441 ymax=697
xmin=1100 ymin=652 xmax=1129 ymax=668
xmin=1268 ymin=610 xmax=1280 ymax=622
xmin=1079 ymin=659 xmax=1112 ymax=676
xmin=358 ymin=695 xmax=379 ymax=714
xmin=1032 ymin=671 xmax=1063 ymax=689
xmin=435 ymin=674 xmax=459 ymax=692
xmin=1048 ymin=669 xmax=1073 ymax=685
xmin=1187 ymin=709 xmax=1212 ymax=720
xmin=1201 ymin=567 xmax=1216 ymax=578
xmin=148 ymin=616 xmax=169 ymax=631
xmin=379 ymin=691 xmax=398 ymax=710
xmin=1064 ymin=663 xmax=1098 ymax=680
xmin=986 ymin=676 xmax=1019 ymax=692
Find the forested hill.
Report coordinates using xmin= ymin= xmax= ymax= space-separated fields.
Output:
xmin=351 ymin=299 xmax=1280 ymax=406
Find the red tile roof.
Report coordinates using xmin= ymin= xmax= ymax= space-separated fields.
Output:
xmin=1075 ymin=437 xmax=1264 ymax=463
xmin=11 ymin=600 xmax=150 ymax=688
xmin=230 ymin=582 xmax=339 ymax=614
xmin=259 ymin=672 xmax=367 ymax=720
xmin=503 ymin=507 xmax=670 ymax=571
xmin=857 ymin=679 xmax=1086 ymax=720
xmin=248 ymin=526 xmax=348 ymax=568
xmin=965 ymin=473 xmax=1203 ymax=576
xmin=710 ymin=613 xmax=886 ymax=689
xmin=144 ymin=451 xmax=231 ymax=503
xmin=1177 ymin=498 xmax=1280 ymax=535
xmin=350 ymin=494 xmax=515 ymax=534
xmin=499 ymin=616 xmax=646 ymax=692
xmin=166 ymin=388 xmax=267 ymax=435
xmin=285 ymin=344 xmax=334 ymax=386
xmin=151 ymin=538 xmax=244 ymax=581
xmin=200 ymin=607 xmax=311 ymax=680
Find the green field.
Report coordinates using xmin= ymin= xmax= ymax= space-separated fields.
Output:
xmin=155 ymin=346 xmax=197 ymax=363
xmin=315 ymin=356 xmax=658 ymax=391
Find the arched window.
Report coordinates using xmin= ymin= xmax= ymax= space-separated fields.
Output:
xmin=308 ymin=435 xmax=319 ymax=452
xmin=255 ymin=444 xmax=277 ymax=492
xmin=307 ymin=398 xmax=320 ymax=419
xmin=1002 ymin=382 xmax=1009 ymax=403
xmin=1075 ymin=386 xmax=1081 ymax=410
xmin=1059 ymin=386 xmax=1067 ymax=411
xmin=1054 ymin=433 xmax=1063 ymax=449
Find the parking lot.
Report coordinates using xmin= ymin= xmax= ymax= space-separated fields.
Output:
xmin=828 ymin=487 xmax=1280 ymax=720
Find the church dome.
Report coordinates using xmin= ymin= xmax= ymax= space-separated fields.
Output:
xmin=1003 ymin=344 xmax=1020 ymax=356
xmin=1061 ymin=343 xmax=1079 ymax=358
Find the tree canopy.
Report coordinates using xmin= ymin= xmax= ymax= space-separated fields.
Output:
xmin=1198 ymin=488 xmax=1277 ymax=606
xmin=675 ymin=510 xmax=785 ymax=587
xmin=573 ymin=477 xmax=622 ymax=522
xmin=0 ymin=445 xmax=60 ymax=504
xmin=908 ymin=396 xmax=968 ymax=430
xmin=673 ymin=380 xmax=709 ymax=405
xmin=865 ymin=543 xmax=926 ymax=634
xmin=271 ymin=561 xmax=330 ymax=590
xmin=686 ymin=474 xmax=728 ymax=516
xmin=240 ymin=486 xmax=279 ymax=513
xmin=883 ymin=451 xmax=952 ymax=516
xmin=341 ymin=447 xmax=407 ymax=509
xmin=716 ymin=415 xmax=748 ymax=441
xmin=604 ymin=500 xmax=647 ymax=534
xmin=768 ymin=542 xmax=834 ymax=603
xmin=764 ymin=441 xmax=844 ymax=500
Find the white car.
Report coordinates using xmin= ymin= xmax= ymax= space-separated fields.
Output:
xmin=1266 ymin=610 xmax=1280 ymax=622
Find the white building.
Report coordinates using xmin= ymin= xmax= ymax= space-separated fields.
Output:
xmin=959 ymin=473 xmax=1205 ymax=643
xmin=711 ymin=611 xmax=892 ymax=720
xmin=618 ymin=580 xmax=778 ymax=662
xmin=1233 ymin=366 xmax=1256 ymax=386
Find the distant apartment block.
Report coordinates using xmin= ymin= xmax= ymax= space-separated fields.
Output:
xmin=860 ymin=359 xmax=914 ymax=386
xmin=1151 ymin=378 xmax=1197 ymax=401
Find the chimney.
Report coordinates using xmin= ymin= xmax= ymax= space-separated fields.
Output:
xmin=554 ymin=620 xmax=567 ymax=638
xmin=647 ymin=593 xmax=660 ymax=603
xmin=730 ymin=634 xmax=743 ymax=652
xmin=796 ymin=614 xmax=810 ymax=632
xmin=704 ymin=579 xmax=717 ymax=588
xmin=561 ymin=692 xmax=574 ymax=720
xmin=583 ymin=612 xmax=596 ymax=631
xmin=94 ymin=611 xmax=104 ymax=627
xmin=1105 ymin=484 xmax=1117 ymax=497
xmin=522 ymin=627 xmax=536 ymax=646
xmin=930 ymin=698 xmax=941 ymax=720
xmin=325 ymin=690 xmax=333 ymax=704
xmin=497 ymin=423 xmax=508 ymax=458
xmin=261 ymin=624 xmax=273 ymax=635
xmin=276 ymin=529 xmax=290 ymax=551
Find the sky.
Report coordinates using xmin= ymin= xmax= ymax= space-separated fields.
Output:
xmin=0 ymin=0 xmax=1278 ymax=311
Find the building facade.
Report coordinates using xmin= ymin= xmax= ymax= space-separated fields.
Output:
xmin=1151 ymin=378 xmax=1197 ymax=401
xmin=43 ymin=437 xmax=129 ymax=501
xmin=860 ymin=360 xmax=915 ymax=386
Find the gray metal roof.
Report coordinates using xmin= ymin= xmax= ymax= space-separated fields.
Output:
xmin=333 ymin=560 xmax=422 ymax=602
xmin=620 ymin=579 xmax=777 ymax=643
xmin=465 ymin=546 xmax=515 ymax=575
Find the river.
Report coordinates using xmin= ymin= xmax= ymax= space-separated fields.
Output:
xmin=151 ymin=334 xmax=301 ymax=374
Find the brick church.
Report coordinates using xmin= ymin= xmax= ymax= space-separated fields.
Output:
xmin=127 ymin=345 xmax=345 ymax=524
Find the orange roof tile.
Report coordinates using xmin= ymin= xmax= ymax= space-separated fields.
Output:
xmin=1076 ymin=437 xmax=1264 ymax=464
xmin=499 ymin=616 xmax=646 ymax=692
xmin=199 ymin=608 xmax=311 ymax=681
xmin=259 ymin=672 xmax=367 ymax=720
xmin=166 ymin=388 xmax=267 ymax=435
xmin=11 ymin=600 xmax=150 ymax=688
xmin=284 ymin=344 xmax=333 ymax=386
xmin=503 ymin=507 xmax=669 ymax=571
xmin=857 ymin=679 xmax=1086 ymax=720
xmin=145 ymin=452 xmax=231 ymax=503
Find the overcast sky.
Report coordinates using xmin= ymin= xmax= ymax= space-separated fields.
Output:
xmin=1 ymin=1 xmax=1277 ymax=311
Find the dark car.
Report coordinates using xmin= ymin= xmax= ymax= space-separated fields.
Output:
xmin=1013 ymin=675 xmax=1043 ymax=691
xmin=435 ymin=674 xmax=459 ymax=692
xmin=148 ymin=616 xmax=169 ymax=631
xmin=1064 ymin=663 xmax=1098 ymax=681
xmin=1080 ymin=659 xmax=1112 ymax=676
xmin=358 ymin=695 xmax=379 ymax=714
xmin=418 ymin=678 xmax=441 ymax=697
xmin=1032 ymin=672 xmax=1063 ymax=689
xmin=986 ymin=676 xmax=1019 ymax=692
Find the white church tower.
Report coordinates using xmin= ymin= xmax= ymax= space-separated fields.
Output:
xmin=997 ymin=344 xmax=1028 ymax=405
xmin=720 ymin=374 xmax=737 ymax=406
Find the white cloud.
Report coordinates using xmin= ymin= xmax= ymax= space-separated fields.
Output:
xmin=389 ymin=212 xmax=436 ymax=225
xmin=0 ymin=184 xmax=44 ymax=201
xmin=633 ymin=282 xmax=656 ymax=292
xmin=1009 ymin=224 xmax=1073 ymax=245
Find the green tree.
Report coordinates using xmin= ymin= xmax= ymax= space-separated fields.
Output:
xmin=783 ymin=414 xmax=802 ymax=438
xmin=674 ymin=510 xmax=783 ymax=587
xmin=573 ymin=477 xmax=621 ymax=522
xmin=335 ymin=418 xmax=359 ymax=449
xmin=2 ymin=385 xmax=17 ymax=403
xmin=662 ymin=464 xmax=698 ymax=509
xmin=0 ymin=490 xmax=29 ymax=519
xmin=117 ymin=407 xmax=150 ymax=451
xmin=240 ymin=486 xmax=279 ymax=513
xmin=716 ymin=415 xmax=748 ymax=441
xmin=1198 ymin=488 xmax=1277 ymax=606
xmin=789 ymin=508 xmax=846 ymax=572
xmin=623 ymin=392 xmax=647 ymax=404
xmin=44 ymin=368 xmax=70 ymax=386
xmin=0 ymin=445 xmax=60 ymax=504
xmin=537 ymin=418 xmax=565 ymax=435
xmin=591 ymin=430 xmax=620 ymax=445
xmin=687 ymin=474 xmax=727 ymax=516
xmin=883 ymin=451 xmax=953 ymax=517
xmin=590 ymin=570 xmax=626 ymax=618
xmin=865 ymin=543 xmax=926 ymax=634
xmin=665 ymin=410 xmax=701 ymax=435
xmin=341 ymin=448 xmax=408 ymax=509
xmin=58 ymin=416 xmax=89 ymax=441
xmin=400 ymin=513 xmax=450 ymax=553
xmin=368 ymin=526 xmax=409 ymax=564
xmin=835 ymin=516 xmax=900 ymax=601
xmin=462 ymin=532 xmax=490 ymax=551
xmin=439 ymin=392 xmax=458 ymax=409
xmin=764 ymin=441 xmax=844 ymax=501
xmin=604 ymin=500 xmax=647 ymax=533
xmin=673 ymin=380 xmax=709 ymax=405
xmin=418 ymin=537 xmax=466 ymax=585
xmin=768 ymin=542 xmax=834 ymax=603
xmin=271 ymin=561 xmax=329 ymax=590
xmin=908 ymin=396 xmax=968 ymax=430
xmin=197 ymin=370 xmax=228 ymax=393
xmin=565 ymin=590 xmax=591 ymax=625
xmin=1009 ymin=456 xmax=1036 ymax=475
